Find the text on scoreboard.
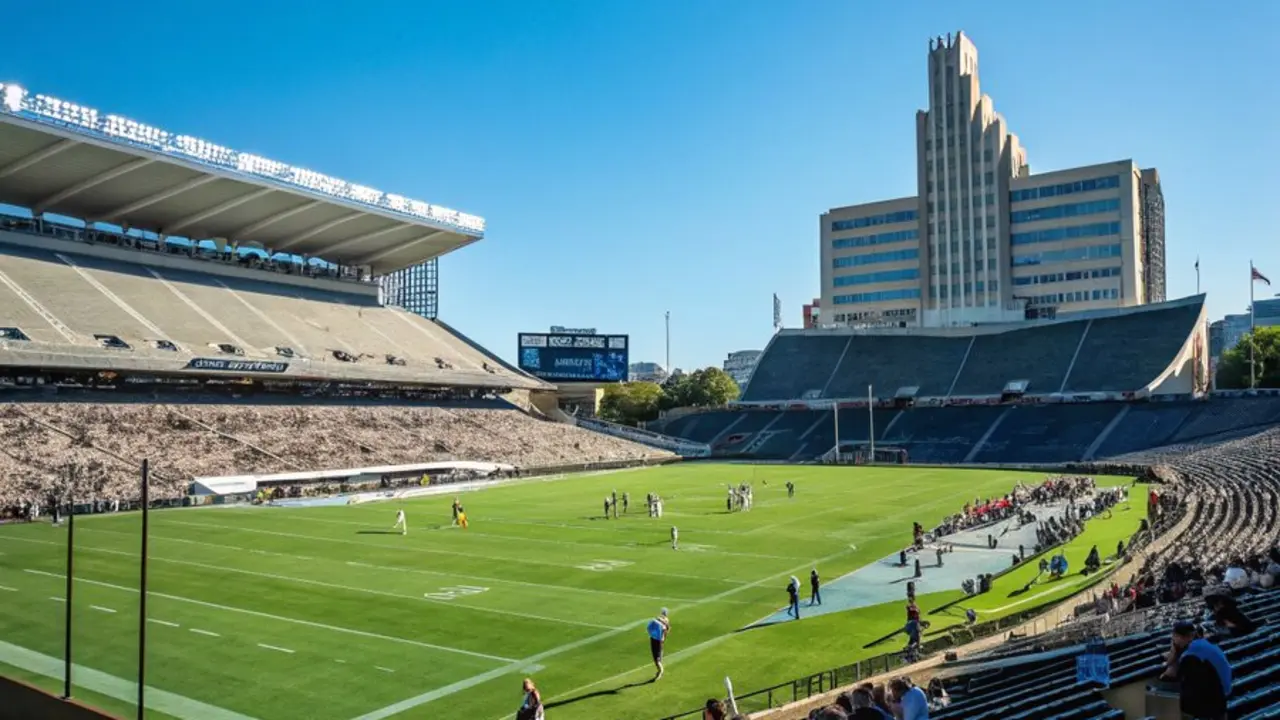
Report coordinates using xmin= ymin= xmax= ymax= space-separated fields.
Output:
xmin=517 ymin=333 xmax=629 ymax=382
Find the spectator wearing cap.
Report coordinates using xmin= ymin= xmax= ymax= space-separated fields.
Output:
xmin=1160 ymin=621 xmax=1231 ymax=720
xmin=847 ymin=688 xmax=893 ymax=719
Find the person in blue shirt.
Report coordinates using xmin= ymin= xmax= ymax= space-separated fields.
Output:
xmin=647 ymin=608 xmax=670 ymax=680
xmin=890 ymin=678 xmax=930 ymax=720
xmin=1161 ymin=621 xmax=1230 ymax=720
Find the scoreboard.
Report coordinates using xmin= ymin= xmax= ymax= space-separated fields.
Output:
xmin=517 ymin=332 xmax=629 ymax=383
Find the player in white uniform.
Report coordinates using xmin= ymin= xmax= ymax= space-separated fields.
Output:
xmin=670 ymin=525 xmax=679 ymax=550
xmin=392 ymin=509 xmax=407 ymax=535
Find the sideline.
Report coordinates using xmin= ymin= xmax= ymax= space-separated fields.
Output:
xmin=0 ymin=639 xmax=257 ymax=720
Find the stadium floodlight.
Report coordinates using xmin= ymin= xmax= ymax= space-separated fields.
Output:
xmin=0 ymin=84 xmax=486 ymax=236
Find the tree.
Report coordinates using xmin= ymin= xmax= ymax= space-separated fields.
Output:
xmin=1215 ymin=326 xmax=1280 ymax=389
xmin=599 ymin=381 xmax=664 ymax=426
xmin=659 ymin=367 xmax=740 ymax=410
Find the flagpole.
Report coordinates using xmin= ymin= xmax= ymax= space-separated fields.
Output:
xmin=1250 ymin=261 xmax=1256 ymax=389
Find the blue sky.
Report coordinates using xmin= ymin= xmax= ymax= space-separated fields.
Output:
xmin=3 ymin=1 xmax=1277 ymax=369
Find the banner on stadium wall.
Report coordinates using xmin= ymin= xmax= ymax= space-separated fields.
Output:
xmin=185 ymin=358 xmax=289 ymax=373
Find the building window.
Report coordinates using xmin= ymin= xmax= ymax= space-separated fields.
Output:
xmin=1009 ymin=175 xmax=1121 ymax=202
xmin=832 ymin=288 xmax=922 ymax=305
xmin=831 ymin=229 xmax=918 ymax=249
xmin=830 ymin=209 xmax=918 ymax=232
xmin=831 ymin=248 xmax=919 ymax=268
xmin=1011 ymin=243 xmax=1123 ymax=267
xmin=832 ymin=268 xmax=921 ymax=287
xmin=1011 ymin=221 xmax=1121 ymax=246
xmin=1010 ymin=198 xmax=1120 ymax=224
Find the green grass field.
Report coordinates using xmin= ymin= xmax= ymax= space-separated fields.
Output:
xmin=0 ymin=464 xmax=1145 ymax=720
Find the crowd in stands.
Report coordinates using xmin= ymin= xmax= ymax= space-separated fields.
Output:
xmin=0 ymin=399 xmax=669 ymax=517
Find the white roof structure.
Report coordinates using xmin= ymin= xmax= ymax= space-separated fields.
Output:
xmin=0 ymin=83 xmax=484 ymax=275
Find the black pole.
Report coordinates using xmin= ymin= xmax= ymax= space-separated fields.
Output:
xmin=62 ymin=468 xmax=75 ymax=699
xmin=137 ymin=459 xmax=149 ymax=720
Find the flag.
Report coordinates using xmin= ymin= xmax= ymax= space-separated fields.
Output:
xmin=1253 ymin=265 xmax=1271 ymax=286
xmin=1194 ymin=257 xmax=1199 ymax=273
xmin=772 ymin=294 xmax=782 ymax=330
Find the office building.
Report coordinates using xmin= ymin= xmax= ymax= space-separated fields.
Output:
xmin=723 ymin=350 xmax=762 ymax=391
xmin=820 ymin=31 xmax=1165 ymax=327
xmin=629 ymin=361 xmax=668 ymax=383
xmin=1210 ymin=298 xmax=1280 ymax=360
xmin=802 ymin=298 xmax=821 ymax=328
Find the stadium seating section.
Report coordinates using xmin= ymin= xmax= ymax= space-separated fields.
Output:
xmin=0 ymin=237 xmax=537 ymax=388
xmin=0 ymin=398 xmax=670 ymax=509
xmin=653 ymin=397 xmax=1280 ymax=464
xmin=739 ymin=297 xmax=1203 ymax=403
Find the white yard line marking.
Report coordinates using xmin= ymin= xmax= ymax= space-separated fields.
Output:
xmin=149 ymin=619 xmax=181 ymax=628
xmin=90 ymin=605 xmax=117 ymax=614
xmin=335 ymin=659 xmax=348 ymax=664
xmin=258 ymin=643 xmax=294 ymax=654
xmin=276 ymin=514 xmax=804 ymax=561
xmin=7 ymin=533 xmax=613 ymax=631
xmin=5 ymin=553 xmax=513 ymax=664
xmin=190 ymin=629 xmax=221 ymax=637
xmin=84 ymin=526 xmax=724 ymax=605
xmin=375 ymin=666 xmax=395 ymax=673
xmin=49 ymin=596 xmax=66 ymax=603
xmin=349 ymin=546 xmax=857 ymax=720
xmin=0 ymin=639 xmax=257 ymax=720
xmin=158 ymin=518 xmax=744 ymax=584
xmin=0 ymin=585 xmax=17 ymax=592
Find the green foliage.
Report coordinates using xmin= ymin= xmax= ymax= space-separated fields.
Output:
xmin=658 ymin=367 xmax=740 ymax=410
xmin=598 ymin=381 xmax=664 ymax=426
xmin=1215 ymin=325 xmax=1280 ymax=389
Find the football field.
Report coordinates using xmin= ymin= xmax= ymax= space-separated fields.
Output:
xmin=0 ymin=464 xmax=1145 ymax=720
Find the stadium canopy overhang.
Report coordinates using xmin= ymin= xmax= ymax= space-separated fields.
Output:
xmin=0 ymin=83 xmax=484 ymax=275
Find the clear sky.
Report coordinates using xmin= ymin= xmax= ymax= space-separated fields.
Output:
xmin=3 ymin=1 xmax=1277 ymax=369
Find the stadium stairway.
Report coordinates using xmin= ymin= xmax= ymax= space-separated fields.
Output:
xmin=949 ymin=322 xmax=1086 ymax=397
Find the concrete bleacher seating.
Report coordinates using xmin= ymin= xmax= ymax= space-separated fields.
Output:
xmin=738 ymin=297 xmax=1205 ymax=404
xmin=880 ymin=406 xmax=1008 ymax=464
xmin=970 ymin=404 xmax=1122 ymax=464
xmin=825 ymin=335 xmax=969 ymax=399
xmin=949 ymin=322 xmax=1084 ymax=396
xmin=0 ymin=239 xmax=536 ymax=389
xmin=656 ymin=397 xmax=1280 ymax=465
xmin=741 ymin=334 xmax=849 ymax=402
xmin=1063 ymin=300 xmax=1204 ymax=393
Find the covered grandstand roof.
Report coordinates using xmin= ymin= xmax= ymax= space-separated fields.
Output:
xmin=0 ymin=83 xmax=483 ymax=275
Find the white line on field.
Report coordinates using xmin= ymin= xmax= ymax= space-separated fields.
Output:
xmin=7 ymin=554 xmax=514 ymax=663
xmin=258 ymin=643 xmax=294 ymax=654
xmin=0 ymin=639 xmax=257 ymax=720
xmin=84 ymin=526 xmax=724 ymax=605
xmin=5 ymin=534 xmax=614 ymax=631
xmin=190 ymin=629 xmax=220 ymax=637
xmin=375 ymin=666 xmax=395 ymax=673
xmin=157 ymin=518 xmax=745 ymax=585
xmin=335 ymin=659 xmax=347 ymax=664
xmin=349 ymin=546 xmax=857 ymax=720
xmin=90 ymin=605 xmax=116 ymax=614
xmin=149 ymin=619 xmax=181 ymax=628
xmin=0 ymin=585 xmax=16 ymax=592
xmin=49 ymin=596 xmax=65 ymax=603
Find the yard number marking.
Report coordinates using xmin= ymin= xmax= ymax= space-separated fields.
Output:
xmin=423 ymin=585 xmax=490 ymax=601
xmin=575 ymin=559 xmax=633 ymax=572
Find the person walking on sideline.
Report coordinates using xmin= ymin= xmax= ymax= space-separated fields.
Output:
xmin=648 ymin=609 xmax=671 ymax=680
xmin=810 ymin=568 xmax=822 ymax=606
xmin=515 ymin=678 xmax=544 ymax=720
xmin=671 ymin=525 xmax=679 ymax=551
xmin=786 ymin=576 xmax=801 ymax=619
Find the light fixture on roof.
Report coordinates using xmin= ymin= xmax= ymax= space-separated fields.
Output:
xmin=0 ymin=84 xmax=487 ymax=235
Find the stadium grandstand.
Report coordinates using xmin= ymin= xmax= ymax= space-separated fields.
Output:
xmin=0 ymin=84 xmax=670 ymax=514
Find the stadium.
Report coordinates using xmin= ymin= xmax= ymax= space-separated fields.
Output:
xmin=0 ymin=80 xmax=1278 ymax=720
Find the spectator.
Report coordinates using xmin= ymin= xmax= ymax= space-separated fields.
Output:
xmin=703 ymin=698 xmax=725 ymax=720
xmin=1205 ymin=592 xmax=1256 ymax=637
xmin=847 ymin=688 xmax=892 ymax=719
xmin=515 ymin=678 xmax=544 ymax=720
xmin=889 ymin=678 xmax=929 ymax=720
xmin=1159 ymin=621 xmax=1230 ymax=720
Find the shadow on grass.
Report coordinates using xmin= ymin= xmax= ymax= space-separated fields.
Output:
xmin=545 ymin=679 xmax=654 ymax=708
xmin=355 ymin=530 xmax=402 ymax=535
